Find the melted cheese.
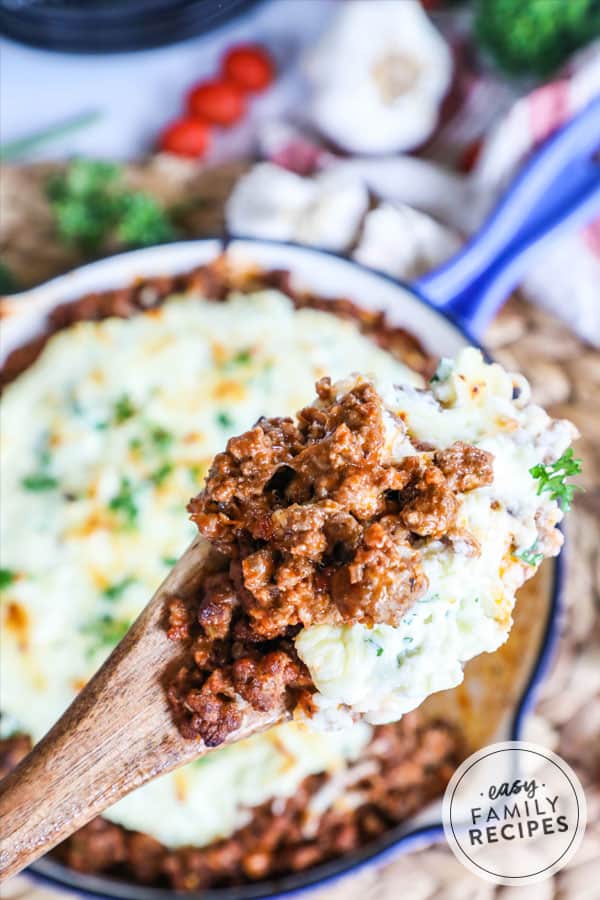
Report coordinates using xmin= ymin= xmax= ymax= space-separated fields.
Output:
xmin=295 ymin=349 xmax=577 ymax=727
xmin=1 ymin=289 xmax=419 ymax=847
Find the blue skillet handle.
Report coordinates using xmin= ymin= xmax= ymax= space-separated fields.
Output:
xmin=413 ymin=95 xmax=600 ymax=338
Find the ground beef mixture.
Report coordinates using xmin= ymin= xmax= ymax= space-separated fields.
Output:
xmin=0 ymin=713 xmax=464 ymax=889
xmin=168 ymin=377 xmax=493 ymax=745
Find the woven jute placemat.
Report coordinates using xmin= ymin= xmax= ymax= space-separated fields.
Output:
xmin=1 ymin=158 xmax=598 ymax=900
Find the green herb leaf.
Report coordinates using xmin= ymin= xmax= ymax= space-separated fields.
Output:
xmin=149 ymin=425 xmax=174 ymax=451
xmin=82 ymin=614 xmax=131 ymax=657
xmin=108 ymin=477 xmax=139 ymax=527
xmin=22 ymin=473 xmax=58 ymax=491
xmin=162 ymin=556 xmax=178 ymax=568
xmin=0 ymin=568 xmax=17 ymax=591
xmin=102 ymin=577 xmax=136 ymax=601
xmin=366 ymin=637 xmax=384 ymax=657
xmin=223 ymin=348 xmax=253 ymax=370
xmin=113 ymin=394 xmax=136 ymax=424
xmin=530 ymin=449 xmax=583 ymax=511
xmin=216 ymin=411 xmax=233 ymax=428
xmin=516 ymin=542 xmax=544 ymax=567
xmin=149 ymin=462 xmax=173 ymax=486
xmin=0 ymin=110 xmax=101 ymax=162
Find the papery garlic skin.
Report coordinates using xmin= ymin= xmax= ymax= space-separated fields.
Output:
xmin=305 ymin=0 xmax=453 ymax=155
xmin=226 ymin=162 xmax=369 ymax=252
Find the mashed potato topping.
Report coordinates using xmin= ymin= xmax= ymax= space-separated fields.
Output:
xmin=0 ymin=289 xmax=417 ymax=848
xmin=295 ymin=349 xmax=578 ymax=726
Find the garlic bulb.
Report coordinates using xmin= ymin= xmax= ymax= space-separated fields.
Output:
xmin=225 ymin=162 xmax=368 ymax=251
xmin=305 ymin=0 xmax=453 ymax=155
xmin=353 ymin=202 xmax=460 ymax=280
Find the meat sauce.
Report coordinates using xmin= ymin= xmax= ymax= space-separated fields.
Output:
xmin=168 ymin=376 xmax=492 ymax=745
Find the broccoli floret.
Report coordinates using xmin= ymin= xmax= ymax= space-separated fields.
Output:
xmin=475 ymin=0 xmax=600 ymax=77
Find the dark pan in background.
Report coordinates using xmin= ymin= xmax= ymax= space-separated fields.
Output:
xmin=0 ymin=0 xmax=263 ymax=53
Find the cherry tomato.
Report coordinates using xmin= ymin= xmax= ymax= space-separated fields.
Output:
xmin=158 ymin=117 xmax=212 ymax=158
xmin=222 ymin=44 xmax=275 ymax=93
xmin=187 ymin=79 xmax=245 ymax=127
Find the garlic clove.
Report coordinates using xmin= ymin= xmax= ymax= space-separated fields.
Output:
xmin=226 ymin=162 xmax=369 ymax=252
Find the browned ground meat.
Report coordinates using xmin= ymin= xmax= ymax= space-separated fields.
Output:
xmin=168 ymin=378 xmax=493 ymax=745
xmin=17 ymin=712 xmax=462 ymax=890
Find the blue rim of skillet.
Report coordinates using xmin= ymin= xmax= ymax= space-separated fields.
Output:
xmin=16 ymin=87 xmax=600 ymax=900
xmin=18 ymin=234 xmax=568 ymax=900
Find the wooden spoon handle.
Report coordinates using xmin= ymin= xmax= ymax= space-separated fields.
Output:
xmin=0 ymin=536 xmax=284 ymax=880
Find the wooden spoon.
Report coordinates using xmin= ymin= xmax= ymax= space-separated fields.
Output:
xmin=0 ymin=534 xmax=287 ymax=882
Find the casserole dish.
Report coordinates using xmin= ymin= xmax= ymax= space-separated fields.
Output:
xmin=1 ymin=99 xmax=599 ymax=897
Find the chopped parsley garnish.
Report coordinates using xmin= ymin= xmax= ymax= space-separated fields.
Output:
xmin=222 ymin=348 xmax=253 ymax=370
xmin=82 ymin=614 xmax=131 ymax=657
xmin=529 ymin=449 xmax=582 ymax=511
xmin=217 ymin=411 xmax=233 ymax=428
xmin=102 ymin=576 xmax=136 ymax=601
xmin=516 ymin=542 xmax=544 ymax=567
xmin=149 ymin=462 xmax=173 ymax=486
xmin=149 ymin=425 xmax=174 ymax=451
xmin=162 ymin=556 xmax=178 ymax=568
xmin=22 ymin=438 xmax=58 ymax=491
xmin=22 ymin=473 xmax=58 ymax=491
xmin=0 ymin=568 xmax=16 ymax=591
xmin=366 ymin=637 xmax=384 ymax=657
xmin=108 ymin=477 xmax=139 ymax=527
xmin=113 ymin=394 xmax=136 ymax=424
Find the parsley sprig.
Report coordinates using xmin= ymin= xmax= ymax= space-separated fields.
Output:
xmin=529 ymin=449 xmax=582 ymax=511
xmin=108 ymin=477 xmax=139 ymax=528
xmin=102 ymin=577 xmax=136 ymax=601
xmin=46 ymin=160 xmax=175 ymax=254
